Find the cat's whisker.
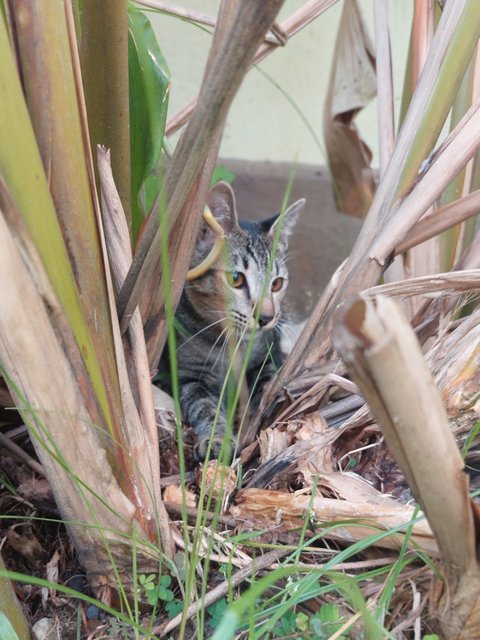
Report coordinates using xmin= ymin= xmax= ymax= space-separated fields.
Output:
xmin=276 ymin=322 xmax=295 ymax=343
xmin=276 ymin=319 xmax=294 ymax=337
xmin=201 ymin=325 xmax=229 ymax=374
xmin=177 ymin=316 xmax=228 ymax=350
xmin=213 ymin=328 xmax=234 ymax=370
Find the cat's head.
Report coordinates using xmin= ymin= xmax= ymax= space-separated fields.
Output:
xmin=186 ymin=181 xmax=305 ymax=334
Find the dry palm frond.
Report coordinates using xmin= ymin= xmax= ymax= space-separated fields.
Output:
xmin=334 ymin=295 xmax=480 ymax=637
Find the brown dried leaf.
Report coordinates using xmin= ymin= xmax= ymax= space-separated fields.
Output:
xmin=295 ymin=413 xmax=335 ymax=482
xmin=17 ymin=477 xmax=53 ymax=503
xmin=428 ymin=310 xmax=480 ymax=417
xmin=6 ymin=529 xmax=45 ymax=567
xmin=163 ymin=485 xmax=197 ymax=508
xmin=314 ymin=471 xmax=401 ymax=505
xmin=258 ymin=427 xmax=290 ymax=464
xmin=197 ymin=460 xmax=237 ymax=500
xmin=324 ymin=0 xmax=376 ymax=216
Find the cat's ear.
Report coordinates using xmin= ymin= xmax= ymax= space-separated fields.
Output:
xmin=262 ymin=198 xmax=305 ymax=252
xmin=195 ymin=182 xmax=239 ymax=255
xmin=207 ymin=181 xmax=239 ymax=230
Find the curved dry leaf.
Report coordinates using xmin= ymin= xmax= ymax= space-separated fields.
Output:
xmin=324 ymin=0 xmax=376 ymax=217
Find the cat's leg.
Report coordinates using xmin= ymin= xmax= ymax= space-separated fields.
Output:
xmin=180 ymin=381 xmax=233 ymax=461
xmin=247 ymin=333 xmax=285 ymax=412
xmin=247 ymin=359 xmax=279 ymax=412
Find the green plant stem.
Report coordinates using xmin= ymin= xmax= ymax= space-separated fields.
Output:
xmin=397 ymin=2 xmax=480 ymax=198
xmin=0 ymin=556 xmax=30 ymax=640
xmin=81 ymin=0 xmax=131 ymax=229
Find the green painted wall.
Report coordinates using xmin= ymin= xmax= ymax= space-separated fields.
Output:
xmin=151 ymin=1 xmax=413 ymax=167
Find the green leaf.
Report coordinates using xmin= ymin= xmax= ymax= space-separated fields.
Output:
xmin=146 ymin=590 xmax=159 ymax=607
xmin=0 ymin=613 xmax=20 ymax=640
xmin=211 ymin=165 xmax=236 ymax=186
xmin=159 ymin=588 xmax=174 ymax=602
xmin=208 ymin=598 xmax=229 ymax=627
xmin=128 ymin=5 xmax=170 ymax=237
xmin=159 ymin=574 xmax=172 ymax=589
xmin=296 ymin=611 xmax=310 ymax=632
xmin=319 ymin=603 xmax=341 ymax=623
xmin=165 ymin=599 xmax=183 ymax=619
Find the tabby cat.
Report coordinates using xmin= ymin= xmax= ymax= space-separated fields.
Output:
xmin=173 ymin=181 xmax=304 ymax=460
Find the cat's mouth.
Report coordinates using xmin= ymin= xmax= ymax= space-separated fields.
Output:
xmin=229 ymin=310 xmax=278 ymax=335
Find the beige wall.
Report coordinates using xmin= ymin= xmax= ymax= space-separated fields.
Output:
xmin=150 ymin=1 xmax=413 ymax=167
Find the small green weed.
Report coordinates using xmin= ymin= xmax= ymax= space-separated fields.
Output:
xmin=270 ymin=603 xmax=347 ymax=639
xmin=139 ymin=574 xmax=182 ymax=618
xmin=207 ymin=597 xmax=229 ymax=629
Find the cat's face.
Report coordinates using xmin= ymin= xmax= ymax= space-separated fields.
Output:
xmin=185 ymin=182 xmax=304 ymax=335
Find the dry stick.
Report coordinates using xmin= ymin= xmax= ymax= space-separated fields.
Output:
xmin=274 ymin=0 xmax=480 ymax=383
xmin=97 ymin=148 xmax=159 ymax=454
xmin=117 ymin=0 xmax=286 ymax=335
xmin=151 ymin=547 xmax=290 ymax=638
xmin=136 ymin=0 xmax=286 ymax=45
xmin=374 ymin=0 xmax=408 ymax=286
xmin=412 ymin=0 xmax=435 ymax=88
xmin=409 ymin=3 xmax=435 ymax=311
xmin=253 ymin=78 xmax=480 ymax=438
xmin=334 ymin=295 xmax=480 ymax=636
xmin=271 ymin=557 xmax=399 ymax=573
xmin=165 ymin=0 xmax=340 ymax=136
xmin=373 ymin=0 xmax=395 ymax=178
xmin=143 ymin=142 xmax=222 ymax=366
xmin=362 ymin=269 xmax=480 ymax=300
xmin=396 ymin=189 xmax=480 ymax=254
xmin=369 ymin=96 xmax=480 ymax=262
xmin=137 ymin=0 xmax=217 ymax=27
xmin=0 ymin=432 xmax=45 ymax=476
xmin=96 ymin=148 xmax=175 ymax=553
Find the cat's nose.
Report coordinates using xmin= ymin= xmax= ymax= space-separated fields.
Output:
xmin=258 ymin=314 xmax=274 ymax=328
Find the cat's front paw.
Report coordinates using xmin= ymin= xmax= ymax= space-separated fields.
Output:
xmin=194 ymin=435 xmax=234 ymax=463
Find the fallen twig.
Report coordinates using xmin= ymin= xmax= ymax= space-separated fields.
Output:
xmin=151 ymin=547 xmax=290 ymax=637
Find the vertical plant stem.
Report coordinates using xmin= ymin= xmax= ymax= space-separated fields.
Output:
xmin=440 ymin=47 xmax=480 ymax=269
xmin=411 ymin=0 xmax=435 ymax=87
xmin=117 ymin=0 xmax=285 ymax=338
xmin=0 ymin=4 xmax=121 ymax=449
xmin=373 ymin=0 xmax=394 ymax=178
xmin=279 ymin=0 xmax=480 ymax=382
xmin=397 ymin=1 xmax=480 ymax=196
xmin=80 ymin=0 xmax=131 ymax=230
xmin=0 ymin=555 xmax=30 ymax=640
xmin=10 ymin=0 xmax=132 ymax=468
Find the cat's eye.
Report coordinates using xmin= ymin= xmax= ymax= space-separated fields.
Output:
xmin=227 ymin=271 xmax=245 ymax=288
xmin=271 ymin=277 xmax=284 ymax=292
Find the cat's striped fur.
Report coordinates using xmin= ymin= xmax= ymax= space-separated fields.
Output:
xmin=171 ymin=182 xmax=304 ymax=460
